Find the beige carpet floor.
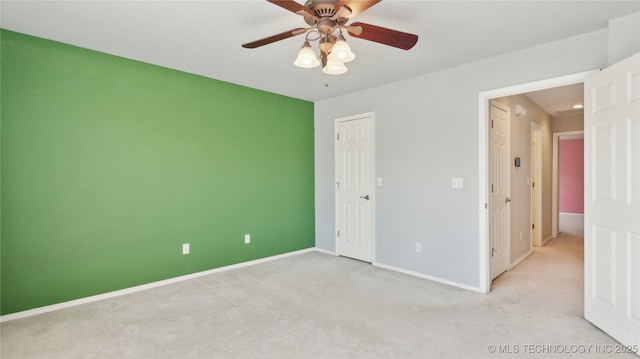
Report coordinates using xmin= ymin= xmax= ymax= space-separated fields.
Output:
xmin=1 ymin=233 xmax=636 ymax=358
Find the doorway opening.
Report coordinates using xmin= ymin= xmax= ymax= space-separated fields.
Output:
xmin=478 ymin=70 xmax=596 ymax=293
xmin=552 ymin=131 xmax=585 ymax=237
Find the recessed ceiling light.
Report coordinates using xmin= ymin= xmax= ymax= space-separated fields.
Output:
xmin=573 ymin=104 xmax=584 ymax=109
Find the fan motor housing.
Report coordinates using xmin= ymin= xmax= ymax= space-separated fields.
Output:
xmin=304 ymin=0 xmax=349 ymax=29
xmin=305 ymin=0 xmax=339 ymax=17
xmin=317 ymin=18 xmax=336 ymax=34
xmin=304 ymin=0 xmax=338 ymax=18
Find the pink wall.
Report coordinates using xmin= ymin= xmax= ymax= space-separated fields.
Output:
xmin=559 ymin=138 xmax=584 ymax=213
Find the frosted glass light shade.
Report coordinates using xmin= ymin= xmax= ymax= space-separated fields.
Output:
xmin=327 ymin=37 xmax=355 ymax=63
xmin=293 ymin=42 xmax=320 ymax=68
xmin=323 ymin=61 xmax=348 ymax=75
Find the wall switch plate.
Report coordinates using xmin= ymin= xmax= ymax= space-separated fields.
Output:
xmin=415 ymin=242 xmax=422 ymax=253
xmin=451 ymin=177 xmax=464 ymax=189
xmin=182 ymin=243 xmax=190 ymax=255
xmin=244 ymin=234 xmax=250 ymax=244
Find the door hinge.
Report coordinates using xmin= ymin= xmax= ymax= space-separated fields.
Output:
xmin=336 ymin=181 xmax=340 ymax=189
xmin=336 ymin=133 xmax=340 ymax=141
xmin=532 ymin=223 xmax=535 ymax=229
xmin=337 ymin=230 xmax=340 ymax=237
xmin=491 ymin=119 xmax=494 ymax=129
xmin=532 ymin=182 xmax=535 ymax=188
xmin=485 ymin=203 xmax=487 ymax=209
xmin=491 ymin=184 xmax=494 ymax=193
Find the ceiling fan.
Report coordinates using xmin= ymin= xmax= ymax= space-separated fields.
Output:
xmin=241 ymin=0 xmax=419 ymax=75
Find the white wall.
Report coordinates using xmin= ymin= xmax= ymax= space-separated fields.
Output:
xmin=552 ymin=114 xmax=584 ymax=133
xmin=314 ymin=29 xmax=608 ymax=288
xmin=608 ymin=12 xmax=640 ymax=65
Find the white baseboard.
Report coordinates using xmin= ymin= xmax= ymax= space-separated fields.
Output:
xmin=541 ymin=235 xmax=554 ymax=246
xmin=558 ymin=212 xmax=584 ymax=236
xmin=510 ymin=250 xmax=532 ymax=269
xmin=372 ymin=261 xmax=483 ymax=293
xmin=313 ymin=247 xmax=338 ymax=256
xmin=313 ymin=250 xmax=482 ymax=293
xmin=2 ymin=247 xmax=485 ymax=322
xmin=0 ymin=248 xmax=316 ymax=323
xmin=559 ymin=212 xmax=584 ymax=217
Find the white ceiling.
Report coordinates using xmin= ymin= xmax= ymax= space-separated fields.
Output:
xmin=525 ymin=82 xmax=584 ymax=117
xmin=2 ymin=1 xmax=639 ymax=102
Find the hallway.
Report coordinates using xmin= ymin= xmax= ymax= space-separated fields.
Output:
xmin=492 ymin=233 xmax=585 ymax=318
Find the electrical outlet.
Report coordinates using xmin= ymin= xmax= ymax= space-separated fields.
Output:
xmin=182 ymin=243 xmax=190 ymax=255
xmin=244 ymin=234 xmax=250 ymax=244
xmin=415 ymin=242 xmax=422 ymax=253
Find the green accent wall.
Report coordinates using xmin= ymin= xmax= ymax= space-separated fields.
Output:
xmin=0 ymin=30 xmax=315 ymax=315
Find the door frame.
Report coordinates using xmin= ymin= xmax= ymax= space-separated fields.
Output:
xmin=552 ymin=131 xmax=584 ymax=238
xmin=478 ymin=70 xmax=598 ymax=293
xmin=334 ymin=112 xmax=376 ymax=262
xmin=531 ymin=121 xmax=542 ymax=247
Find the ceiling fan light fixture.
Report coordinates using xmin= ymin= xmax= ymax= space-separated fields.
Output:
xmin=293 ymin=41 xmax=320 ymax=68
xmin=323 ymin=60 xmax=348 ymax=75
xmin=243 ymin=0 xmax=419 ymax=76
xmin=328 ymin=34 xmax=355 ymax=63
xmin=319 ymin=34 xmax=335 ymax=53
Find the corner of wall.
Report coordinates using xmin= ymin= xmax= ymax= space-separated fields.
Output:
xmin=608 ymin=12 xmax=640 ymax=65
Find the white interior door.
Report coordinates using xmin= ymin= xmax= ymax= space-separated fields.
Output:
xmin=584 ymin=52 xmax=640 ymax=348
xmin=489 ymin=100 xmax=510 ymax=279
xmin=335 ymin=113 xmax=375 ymax=262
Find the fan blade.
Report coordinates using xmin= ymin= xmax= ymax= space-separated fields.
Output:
xmin=335 ymin=0 xmax=381 ymax=18
xmin=242 ymin=28 xmax=307 ymax=48
xmin=267 ymin=0 xmax=315 ymax=17
xmin=347 ymin=22 xmax=418 ymax=50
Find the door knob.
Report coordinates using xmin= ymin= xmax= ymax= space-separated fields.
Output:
xmin=505 ymin=197 xmax=511 ymax=203
xmin=360 ymin=195 xmax=371 ymax=200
